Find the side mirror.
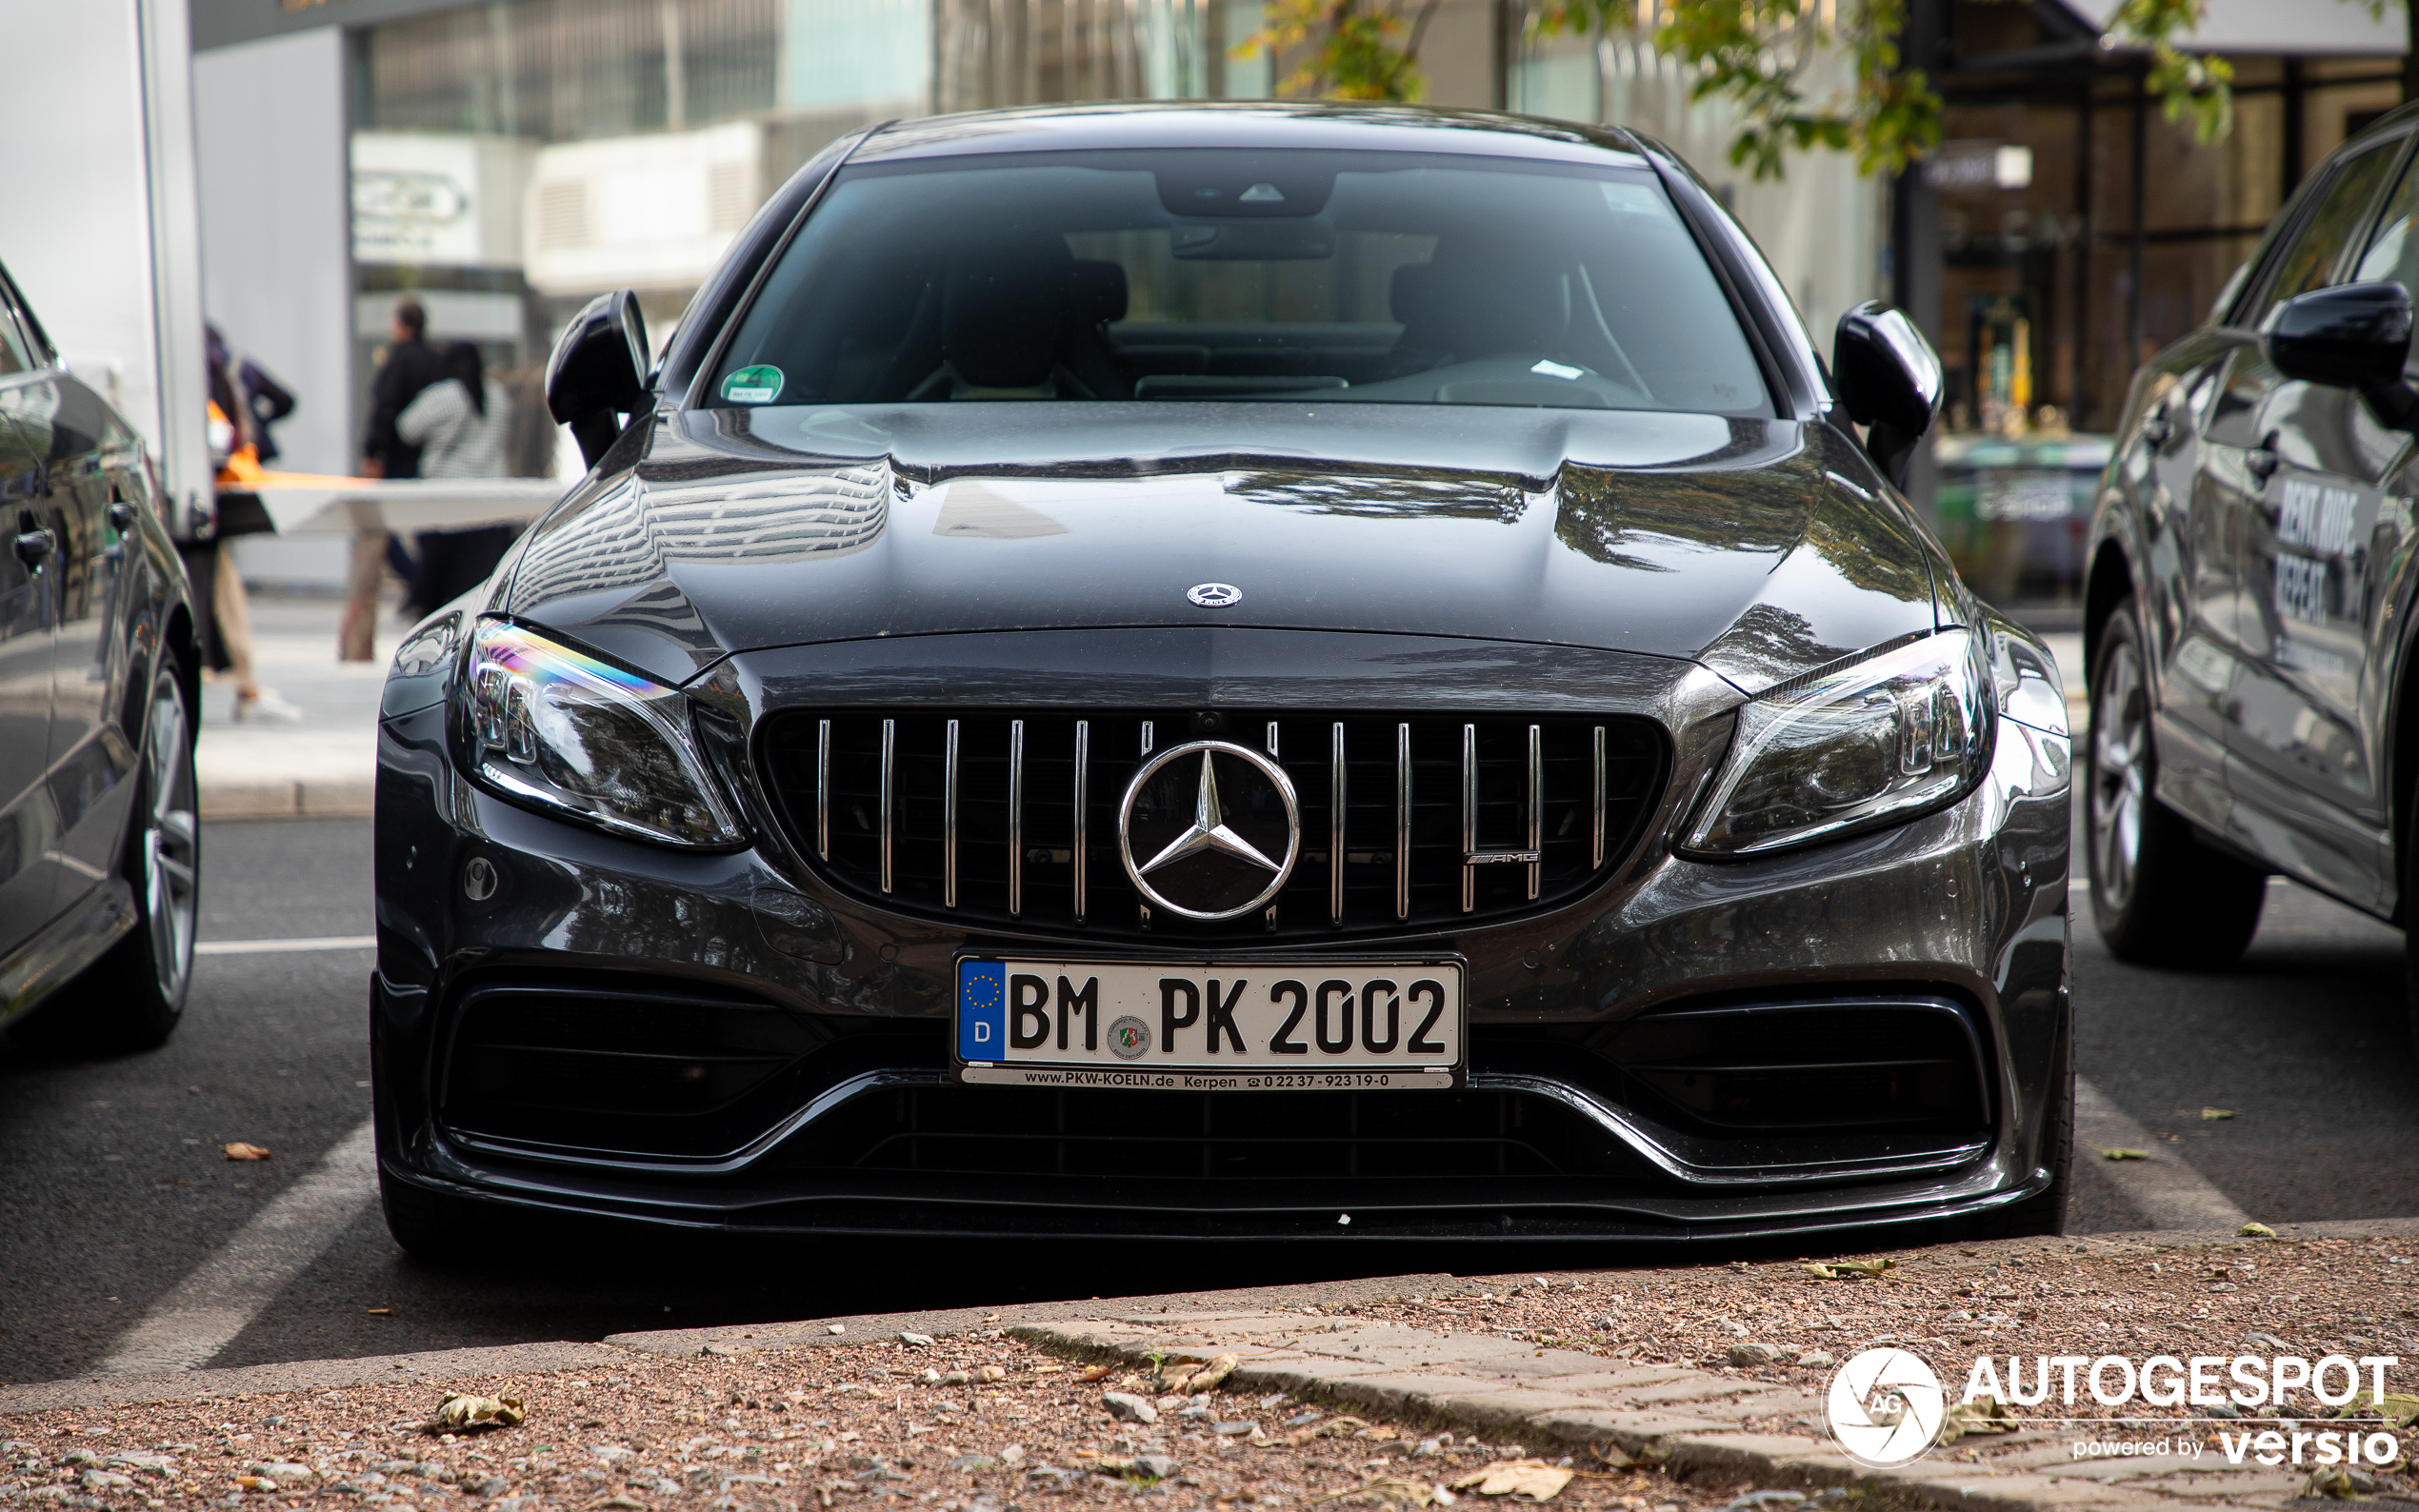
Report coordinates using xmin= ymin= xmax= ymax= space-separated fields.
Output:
xmin=1833 ymin=302 xmax=1943 ymax=489
xmin=2265 ymin=280 xmax=2419 ymax=431
xmin=547 ymin=288 xmax=650 ymax=468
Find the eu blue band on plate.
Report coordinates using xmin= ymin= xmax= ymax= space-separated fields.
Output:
xmin=958 ymin=961 xmax=1007 ymax=1062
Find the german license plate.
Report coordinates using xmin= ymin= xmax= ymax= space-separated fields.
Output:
xmin=954 ymin=958 xmax=1464 ymax=1090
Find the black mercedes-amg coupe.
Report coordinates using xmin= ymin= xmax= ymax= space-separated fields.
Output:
xmin=370 ymin=103 xmax=2074 ymax=1253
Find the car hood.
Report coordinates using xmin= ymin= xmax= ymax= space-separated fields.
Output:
xmin=501 ymin=403 xmax=1940 ymax=697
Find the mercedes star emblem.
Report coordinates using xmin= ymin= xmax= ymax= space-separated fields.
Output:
xmin=1187 ymin=583 xmax=1242 ymax=607
xmin=1118 ymin=740 xmax=1299 ymax=920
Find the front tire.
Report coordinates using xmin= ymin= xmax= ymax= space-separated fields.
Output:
xmin=12 ymin=659 xmax=199 ymax=1053
xmin=2086 ymin=600 xmax=2265 ymax=965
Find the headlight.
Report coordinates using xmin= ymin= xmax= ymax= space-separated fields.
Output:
xmin=1681 ymin=629 xmax=1991 ymax=857
xmin=458 ymin=620 xmax=745 ymax=848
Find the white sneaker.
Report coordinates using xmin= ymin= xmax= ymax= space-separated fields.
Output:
xmin=232 ymin=689 xmax=304 ymax=724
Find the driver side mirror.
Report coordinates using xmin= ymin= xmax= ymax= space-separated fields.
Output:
xmin=1833 ymin=302 xmax=1942 ymax=490
xmin=547 ymin=288 xmax=650 ymax=468
xmin=2265 ymin=280 xmax=2419 ymax=432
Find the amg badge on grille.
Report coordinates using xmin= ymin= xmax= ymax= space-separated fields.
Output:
xmin=1118 ymin=742 xmax=1298 ymax=919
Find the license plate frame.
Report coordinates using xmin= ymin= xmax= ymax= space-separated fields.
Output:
xmin=953 ymin=956 xmax=1467 ymax=1091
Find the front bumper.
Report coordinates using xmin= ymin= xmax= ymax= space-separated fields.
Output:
xmin=370 ymin=628 xmax=2071 ymax=1243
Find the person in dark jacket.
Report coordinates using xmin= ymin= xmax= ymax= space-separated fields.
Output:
xmin=345 ymin=298 xmax=447 ymax=659
xmin=210 ymin=323 xmax=296 ymax=464
xmin=361 ymin=298 xmax=446 ymax=480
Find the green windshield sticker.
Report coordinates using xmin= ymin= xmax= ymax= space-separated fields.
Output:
xmin=722 ymin=365 xmax=784 ymax=403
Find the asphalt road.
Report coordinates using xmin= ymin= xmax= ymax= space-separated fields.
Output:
xmin=2 ymin=815 xmax=2414 ymax=1386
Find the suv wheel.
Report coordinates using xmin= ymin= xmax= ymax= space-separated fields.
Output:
xmin=2087 ymin=599 xmax=2266 ymax=965
xmin=12 ymin=660 xmax=200 ymax=1053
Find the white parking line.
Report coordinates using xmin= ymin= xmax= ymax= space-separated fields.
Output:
xmin=94 ymin=1118 xmax=380 ymax=1376
xmin=195 ymin=935 xmax=375 ymax=955
xmin=2072 ymin=1077 xmax=2249 ymax=1230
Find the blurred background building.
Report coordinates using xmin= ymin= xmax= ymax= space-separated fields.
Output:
xmin=187 ymin=0 xmax=2408 ymax=614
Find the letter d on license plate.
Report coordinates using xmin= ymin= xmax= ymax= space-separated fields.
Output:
xmin=954 ymin=958 xmax=1464 ymax=1090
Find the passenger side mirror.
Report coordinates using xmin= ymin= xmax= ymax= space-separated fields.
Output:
xmin=1832 ymin=302 xmax=1942 ymax=490
xmin=2264 ymin=280 xmax=2419 ymax=432
xmin=547 ymin=289 xmax=650 ymax=468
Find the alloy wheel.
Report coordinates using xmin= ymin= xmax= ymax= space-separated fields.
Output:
xmin=142 ymin=684 xmax=199 ymax=1005
xmin=2089 ymin=638 xmax=2147 ymax=913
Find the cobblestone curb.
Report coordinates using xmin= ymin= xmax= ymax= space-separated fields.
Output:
xmin=1001 ymin=1310 xmax=2214 ymax=1512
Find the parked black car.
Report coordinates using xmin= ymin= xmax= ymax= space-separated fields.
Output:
xmin=0 ymin=260 xmax=202 ymax=1053
xmin=372 ymin=104 xmax=2074 ymax=1252
xmin=2085 ymin=102 xmax=2419 ymax=1052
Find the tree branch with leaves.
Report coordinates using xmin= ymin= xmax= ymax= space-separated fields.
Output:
xmin=1507 ymin=0 xmax=2257 ymax=181
xmin=1236 ymin=0 xmax=1449 ymax=102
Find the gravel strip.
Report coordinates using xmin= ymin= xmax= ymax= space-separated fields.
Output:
xmin=1376 ymin=1235 xmax=2419 ymax=1418
xmin=7 ymin=1234 xmax=2415 ymax=1512
xmin=0 ymin=1334 xmax=1746 ymax=1512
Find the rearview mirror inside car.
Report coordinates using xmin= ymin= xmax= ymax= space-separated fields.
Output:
xmin=547 ymin=288 xmax=650 ymax=468
xmin=2265 ymin=280 xmax=2419 ymax=431
xmin=1832 ymin=302 xmax=1941 ymax=490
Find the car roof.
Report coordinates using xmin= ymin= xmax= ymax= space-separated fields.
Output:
xmin=850 ymin=101 xmax=1655 ymax=172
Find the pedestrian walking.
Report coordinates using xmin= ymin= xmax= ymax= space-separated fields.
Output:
xmin=396 ymin=341 xmax=519 ymax=615
xmin=201 ymin=325 xmax=300 ymax=722
xmin=343 ymin=297 xmax=447 ymax=660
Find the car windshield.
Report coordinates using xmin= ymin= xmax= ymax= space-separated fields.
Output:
xmin=706 ymin=148 xmax=1771 ymax=416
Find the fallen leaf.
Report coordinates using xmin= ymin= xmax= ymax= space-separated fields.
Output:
xmin=1185 ymin=1353 xmax=1241 ymax=1394
xmin=1449 ymin=1461 xmax=1574 ymax=1501
xmin=366 ymin=1307 xmax=392 ymax=1316
xmin=2100 ymin=1148 xmax=2149 ymax=1162
xmin=1935 ymin=1398 xmax=2021 ymax=1443
xmin=2300 ymin=1467 xmax=2367 ymax=1500
xmin=2354 ymin=1392 xmax=2419 ymax=1428
xmin=1077 ymin=1365 xmax=1113 ymax=1383
xmin=1801 ymin=1259 xmax=1897 ymax=1281
xmin=1587 ymin=1443 xmax=1634 ymax=1470
xmin=429 ymin=1393 xmax=524 ymax=1432
xmin=2200 ymin=1107 xmax=2235 ymax=1121
xmin=2238 ymin=1222 xmax=2277 ymax=1239
xmin=1318 ymin=1475 xmax=1440 ymax=1506
xmin=222 ymin=1144 xmax=272 ymax=1162
xmin=1284 ymin=1415 xmax=1373 ymax=1447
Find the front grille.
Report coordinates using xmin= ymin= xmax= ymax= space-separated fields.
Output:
xmin=756 ymin=710 xmax=1665 ymax=941
xmin=774 ymin=1084 xmax=1658 ymax=1180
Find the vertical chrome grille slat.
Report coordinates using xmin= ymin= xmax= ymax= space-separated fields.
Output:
xmin=815 ymin=717 xmax=831 ymax=862
xmin=1072 ymin=719 xmax=1090 ymax=925
xmin=1008 ymin=718 xmax=1025 ymax=917
xmin=1527 ymin=723 xmax=1543 ymax=901
xmin=942 ymin=719 xmax=960 ymax=908
xmin=879 ymin=717 xmax=896 ymax=894
xmin=1592 ymin=724 xmax=1607 ymax=869
xmin=1329 ymin=721 xmax=1346 ymax=927
xmin=1266 ymin=721 xmax=1279 ymax=757
xmin=1395 ymin=721 xmax=1411 ymax=921
xmin=1140 ymin=720 xmax=1153 ymax=757
xmin=1460 ymin=722 xmax=1476 ymax=913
